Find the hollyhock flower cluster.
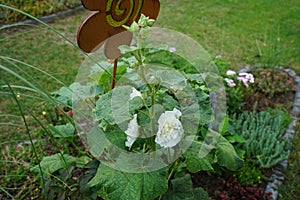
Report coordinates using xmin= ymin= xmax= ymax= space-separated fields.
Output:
xmin=124 ymin=88 xmax=184 ymax=149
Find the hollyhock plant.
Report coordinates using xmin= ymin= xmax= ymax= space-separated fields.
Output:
xmin=56 ymin=17 xmax=244 ymax=200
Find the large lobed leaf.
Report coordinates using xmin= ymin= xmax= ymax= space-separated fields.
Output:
xmin=93 ymin=86 xmax=143 ymax=130
xmin=89 ymin=164 xmax=168 ymax=200
xmin=49 ymin=123 xmax=75 ymax=138
xmin=216 ymin=136 xmax=243 ymax=171
xmin=31 ymin=154 xmax=78 ymax=178
xmin=183 ymin=140 xmax=214 ymax=173
xmin=184 ymin=131 xmax=243 ymax=173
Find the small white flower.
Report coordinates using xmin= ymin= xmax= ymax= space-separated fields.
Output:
xmin=238 ymin=72 xmax=248 ymax=77
xmin=226 ymin=70 xmax=236 ymax=76
xmin=238 ymin=72 xmax=255 ymax=86
xmin=125 ymin=114 xmax=139 ymax=149
xmin=237 ymin=76 xmax=249 ymax=87
xmin=224 ymin=78 xmax=236 ymax=87
xmin=169 ymin=47 xmax=176 ymax=53
xmin=247 ymin=73 xmax=255 ymax=83
xmin=215 ymin=55 xmax=222 ymax=59
xmin=129 ymin=87 xmax=142 ymax=100
xmin=155 ymin=108 xmax=184 ymax=148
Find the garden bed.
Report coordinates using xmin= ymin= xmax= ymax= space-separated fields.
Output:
xmin=1 ymin=1 xmax=300 ymax=199
xmin=27 ymin=46 xmax=297 ymax=200
xmin=182 ymin=66 xmax=299 ymax=200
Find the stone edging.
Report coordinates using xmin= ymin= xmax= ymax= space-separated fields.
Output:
xmin=265 ymin=67 xmax=299 ymax=200
xmin=1 ymin=5 xmax=84 ymax=29
xmin=240 ymin=66 xmax=299 ymax=200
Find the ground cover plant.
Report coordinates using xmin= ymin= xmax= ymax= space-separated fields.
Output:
xmin=1 ymin=0 xmax=300 ymax=199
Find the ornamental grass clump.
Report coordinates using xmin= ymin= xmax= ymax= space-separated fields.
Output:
xmin=233 ymin=110 xmax=291 ymax=169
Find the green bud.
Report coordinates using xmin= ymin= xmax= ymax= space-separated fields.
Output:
xmin=147 ymin=19 xmax=155 ymax=27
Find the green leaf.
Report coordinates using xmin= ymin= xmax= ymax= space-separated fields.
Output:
xmin=93 ymin=92 xmax=115 ymax=129
xmin=86 ymin=125 xmax=127 ymax=159
xmin=219 ymin=116 xmax=229 ymax=135
xmin=119 ymin=45 xmax=139 ymax=54
xmin=195 ymin=88 xmax=213 ymax=125
xmin=193 ymin=187 xmax=209 ymax=200
xmin=216 ymin=136 xmax=243 ymax=171
xmin=89 ymin=164 xmax=168 ymax=200
xmin=161 ymin=174 xmax=208 ymax=200
xmin=183 ymin=140 xmax=214 ymax=173
xmin=186 ymin=74 xmax=205 ymax=85
xmin=93 ymin=86 xmax=143 ymax=129
xmin=225 ymin=135 xmax=247 ymax=143
xmin=49 ymin=123 xmax=75 ymax=138
xmin=157 ymin=91 xmax=180 ymax=111
xmin=137 ymin=109 xmax=151 ymax=126
xmin=30 ymin=154 xmax=77 ymax=178
xmin=52 ymin=86 xmax=73 ymax=105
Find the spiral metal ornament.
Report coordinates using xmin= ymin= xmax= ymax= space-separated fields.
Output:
xmin=77 ymin=0 xmax=160 ymax=55
xmin=106 ymin=0 xmax=143 ymax=27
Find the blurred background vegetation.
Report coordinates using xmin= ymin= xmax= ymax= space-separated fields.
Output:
xmin=0 ymin=0 xmax=81 ymax=24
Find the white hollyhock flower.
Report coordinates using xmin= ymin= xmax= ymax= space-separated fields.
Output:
xmin=155 ymin=108 xmax=184 ymax=148
xmin=129 ymin=87 xmax=142 ymax=100
xmin=125 ymin=114 xmax=139 ymax=149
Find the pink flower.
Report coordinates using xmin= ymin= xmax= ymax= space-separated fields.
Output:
xmin=226 ymin=70 xmax=236 ymax=76
xmin=224 ymin=78 xmax=236 ymax=87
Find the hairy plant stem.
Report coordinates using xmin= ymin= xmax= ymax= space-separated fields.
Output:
xmin=135 ymin=29 xmax=157 ymax=151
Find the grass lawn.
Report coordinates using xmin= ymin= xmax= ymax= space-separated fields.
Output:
xmin=1 ymin=0 xmax=300 ymax=199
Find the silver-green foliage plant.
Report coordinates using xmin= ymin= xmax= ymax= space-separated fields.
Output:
xmin=233 ymin=110 xmax=291 ymax=168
